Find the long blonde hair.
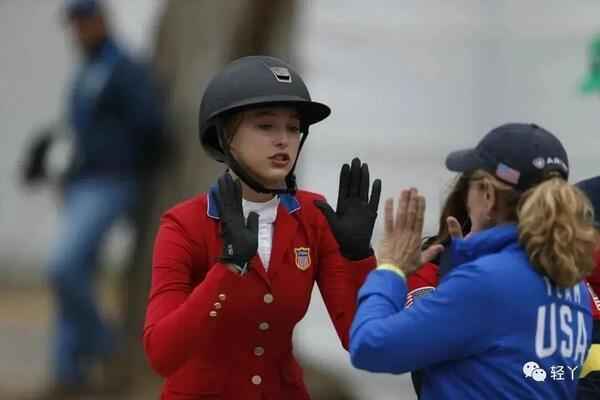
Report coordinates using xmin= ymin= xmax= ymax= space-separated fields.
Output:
xmin=472 ymin=170 xmax=597 ymax=287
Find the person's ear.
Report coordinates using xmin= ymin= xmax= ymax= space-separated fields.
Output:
xmin=483 ymin=181 xmax=496 ymax=215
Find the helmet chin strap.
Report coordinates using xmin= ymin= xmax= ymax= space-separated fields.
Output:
xmin=215 ymin=118 xmax=308 ymax=195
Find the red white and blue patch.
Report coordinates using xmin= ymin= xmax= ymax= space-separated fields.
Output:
xmin=294 ymin=247 xmax=311 ymax=271
xmin=587 ymin=283 xmax=600 ymax=315
xmin=496 ymin=163 xmax=521 ymax=185
xmin=405 ymin=286 xmax=435 ymax=308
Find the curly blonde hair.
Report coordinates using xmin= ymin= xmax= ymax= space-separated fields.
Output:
xmin=472 ymin=170 xmax=597 ymax=287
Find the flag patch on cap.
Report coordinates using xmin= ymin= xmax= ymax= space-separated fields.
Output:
xmin=496 ymin=163 xmax=520 ymax=185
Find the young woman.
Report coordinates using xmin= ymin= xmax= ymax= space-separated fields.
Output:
xmin=142 ymin=56 xmax=381 ymax=400
xmin=350 ymin=123 xmax=597 ymax=399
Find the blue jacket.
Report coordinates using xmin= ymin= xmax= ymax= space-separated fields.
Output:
xmin=350 ymin=224 xmax=593 ymax=399
xmin=68 ymin=38 xmax=164 ymax=180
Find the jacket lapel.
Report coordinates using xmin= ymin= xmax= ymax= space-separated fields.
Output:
xmin=268 ymin=205 xmax=299 ymax=281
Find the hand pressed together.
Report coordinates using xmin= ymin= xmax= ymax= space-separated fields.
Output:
xmin=315 ymin=157 xmax=381 ymax=261
xmin=378 ymin=188 xmax=442 ymax=275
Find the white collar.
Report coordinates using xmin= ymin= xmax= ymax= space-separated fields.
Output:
xmin=242 ymin=196 xmax=279 ymax=224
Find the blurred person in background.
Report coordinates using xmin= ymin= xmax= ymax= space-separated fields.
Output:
xmin=21 ymin=0 xmax=165 ymax=398
xmin=576 ymin=176 xmax=600 ymax=399
xmin=350 ymin=123 xmax=596 ymax=399
xmin=143 ymin=55 xmax=380 ymax=400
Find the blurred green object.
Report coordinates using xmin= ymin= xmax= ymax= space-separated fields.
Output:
xmin=581 ymin=35 xmax=600 ymax=94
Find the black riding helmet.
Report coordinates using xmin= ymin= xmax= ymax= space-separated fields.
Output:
xmin=199 ymin=56 xmax=331 ymax=194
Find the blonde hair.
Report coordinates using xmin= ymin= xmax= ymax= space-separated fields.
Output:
xmin=472 ymin=170 xmax=597 ymax=287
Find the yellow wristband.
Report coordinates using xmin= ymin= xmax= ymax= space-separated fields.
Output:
xmin=377 ymin=263 xmax=406 ymax=280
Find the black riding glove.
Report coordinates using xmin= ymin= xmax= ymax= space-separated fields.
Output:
xmin=215 ymin=173 xmax=259 ymax=275
xmin=315 ymin=157 xmax=381 ymax=260
xmin=22 ymin=130 xmax=53 ymax=186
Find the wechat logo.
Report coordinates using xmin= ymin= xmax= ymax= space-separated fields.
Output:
xmin=523 ymin=361 xmax=579 ymax=382
xmin=523 ymin=361 xmax=547 ymax=382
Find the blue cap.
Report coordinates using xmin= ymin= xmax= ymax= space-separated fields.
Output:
xmin=576 ymin=176 xmax=600 ymax=227
xmin=446 ymin=123 xmax=569 ymax=192
xmin=65 ymin=0 xmax=101 ymax=17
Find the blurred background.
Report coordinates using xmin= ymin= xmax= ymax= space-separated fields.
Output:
xmin=2 ymin=0 xmax=600 ymax=399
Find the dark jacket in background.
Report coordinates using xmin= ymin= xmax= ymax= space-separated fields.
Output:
xmin=68 ymin=38 xmax=165 ymax=181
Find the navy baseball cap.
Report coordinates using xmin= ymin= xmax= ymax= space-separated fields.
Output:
xmin=576 ymin=176 xmax=600 ymax=227
xmin=64 ymin=0 xmax=101 ymax=18
xmin=446 ymin=123 xmax=569 ymax=192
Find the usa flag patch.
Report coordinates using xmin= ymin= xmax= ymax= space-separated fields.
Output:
xmin=405 ymin=286 xmax=435 ymax=308
xmin=587 ymin=282 xmax=600 ymax=314
xmin=496 ymin=163 xmax=521 ymax=185
xmin=294 ymin=247 xmax=311 ymax=271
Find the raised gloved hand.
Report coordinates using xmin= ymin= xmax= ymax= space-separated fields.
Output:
xmin=215 ymin=172 xmax=259 ymax=275
xmin=315 ymin=157 xmax=381 ymax=260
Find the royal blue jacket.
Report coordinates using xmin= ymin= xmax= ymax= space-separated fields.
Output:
xmin=68 ymin=38 xmax=164 ymax=180
xmin=350 ymin=224 xmax=593 ymax=399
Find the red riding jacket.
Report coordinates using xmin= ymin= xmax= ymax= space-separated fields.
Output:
xmin=143 ymin=188 xmax=375 ymax=400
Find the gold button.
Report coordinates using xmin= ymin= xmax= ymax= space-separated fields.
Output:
xmin=218 ymin=294 xmax=226 ymax=301
xmin=251 ymin=375 xmax=262 ymax=385
xmin=254 ymin=346 xmax=265 ymax=356
xmin=258 ymin=322 xmax=270 ymax=331
xmin=214 ymin=302 xmax=222 ymax=309
xmin=209 ymin=310 xmax=218 ymax=318
xmin=263 ymin=293 xmax=274 ymax=304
